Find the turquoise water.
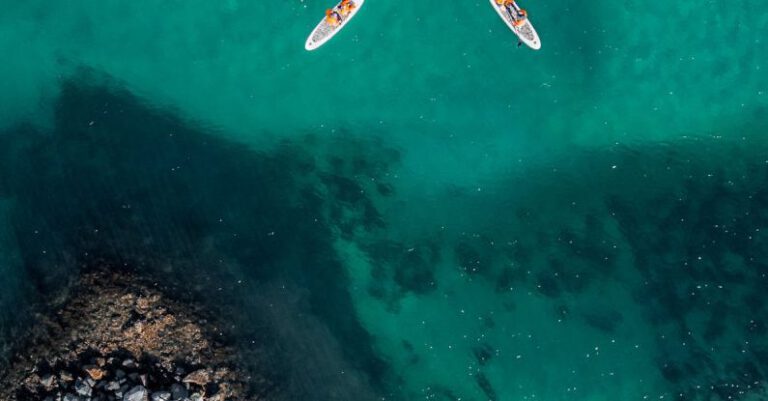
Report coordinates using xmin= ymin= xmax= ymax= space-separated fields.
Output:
xmin=1 ymin=1 xmax=768 ymax=400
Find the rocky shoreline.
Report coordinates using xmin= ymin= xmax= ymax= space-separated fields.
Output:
xmin=0 ymin=269 xmax=262 ymax=401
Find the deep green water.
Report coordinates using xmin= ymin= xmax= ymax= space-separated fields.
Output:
xmin=1 ymin=1 xmax=768 ymax=400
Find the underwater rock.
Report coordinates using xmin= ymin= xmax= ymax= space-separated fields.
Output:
xmin=74 ymin=377 xmax=92 ymax=396
xmin=182 ymin=369 xmax=211 ymax=386
xmin=39 ymin=374 xmax=55 ymax=389
xmin=84 ymin=365 xmax=106 ymax=380
xmin=0 ymin=270 xmax=254 ymax=401
xmin=170 ymin=383 xmax=188 ymax=400
xmin=151 ymin=390 xmax=171 ymax=401
xmin=62 ymin=394 xmax=79 ymax=401
xmin=124 ymin=385 xmax=149 ymax=401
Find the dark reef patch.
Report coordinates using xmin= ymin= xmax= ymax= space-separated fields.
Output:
xmin=472 ymin=343 xmax=495 ymax=366
xmin=591 ymin=143 xmax=768 ymax=398
xmin=403 ymin=134 xmax=768 ymax=400
xmin=0 ymin=73 xmax=402 ymax=401
xmin=535 ymin=272 xmax=562 ymax=298
xmin=361 ymin=237 xmax=441 ymax=309
xmin=474 ymin=373 xmax=497 ymax=401
xmin=393 ymin=242 xmax=440 ymax=295
xmin=494 ymin=266 xmax=527 ymax=292
xmin=581 ymin=308 xmax=623 ymax=333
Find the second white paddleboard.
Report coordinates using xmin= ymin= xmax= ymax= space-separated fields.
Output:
xmin=305 ymin=0 xmax=365 ymax=51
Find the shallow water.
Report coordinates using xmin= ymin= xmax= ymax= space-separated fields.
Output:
xmin=1 ymin=1 xmax=767 ymax=400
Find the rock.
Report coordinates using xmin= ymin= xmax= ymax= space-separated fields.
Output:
xmin=123 ymin=359 xmax=137 ymax=369
xmin=75 ymin=378 xmax=93 ymax=397
xmin=212 ymin=368 xmax=230 ymax=381
xmin=40 ymin=373 xmax=55 ymax=389
xmin=63 ymin=394 xmax=80 ymax=401
xmin=151 ymin=391 xmax=172 ymax=401
xmin=182 ymin=369 xmax=210 ymax=386
xmin=189 ymin=393 xmax=203 ymax=401
xmin=170 ymin=383 xmax=188 ymax=400
xmin=136 ymin=297 xmax=152 ymax=312
xmin=85 ymin=365 xmax=107 ymax=380
xmin=124 ymin=385 xmax=149 ymax=401
xmin=116 ymin=386 xmax=127 ymax=399
xmin=119 ymin=383 xmax=132 ymax=396
xmin=106 ymin=381 xmax=121 ymax=391
xmin=60 ymin=371 xmax=74 ymax=382
xmin=116 ymin=369 xmax=126 ymax=379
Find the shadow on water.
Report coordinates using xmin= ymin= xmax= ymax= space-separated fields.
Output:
xmin=0 ymin=71 xmax=400 ymax=400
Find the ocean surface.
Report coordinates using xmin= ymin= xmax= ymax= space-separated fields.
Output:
xmin=1 ymin=1 xmax=768 ymax=400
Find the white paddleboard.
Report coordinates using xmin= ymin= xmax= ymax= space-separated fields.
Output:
xmin=489 ymin=0 xmax=541 ymax=50
xmin=305 ymin=0 xmax=365 ymax=51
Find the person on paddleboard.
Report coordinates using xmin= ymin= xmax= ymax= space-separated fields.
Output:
xmin=513 ymin=7 xmax=528 ymax=26
xmin=495 ymin=0 xmax=528 ymax=26
xmin=325 ymin=8 xmax=342 ymax=27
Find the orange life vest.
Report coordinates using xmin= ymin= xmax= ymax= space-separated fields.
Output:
xmin=326 ymin=9 xmax=339 ymax=25
xmin=513 ymin=8 xmax=527 ymax=26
